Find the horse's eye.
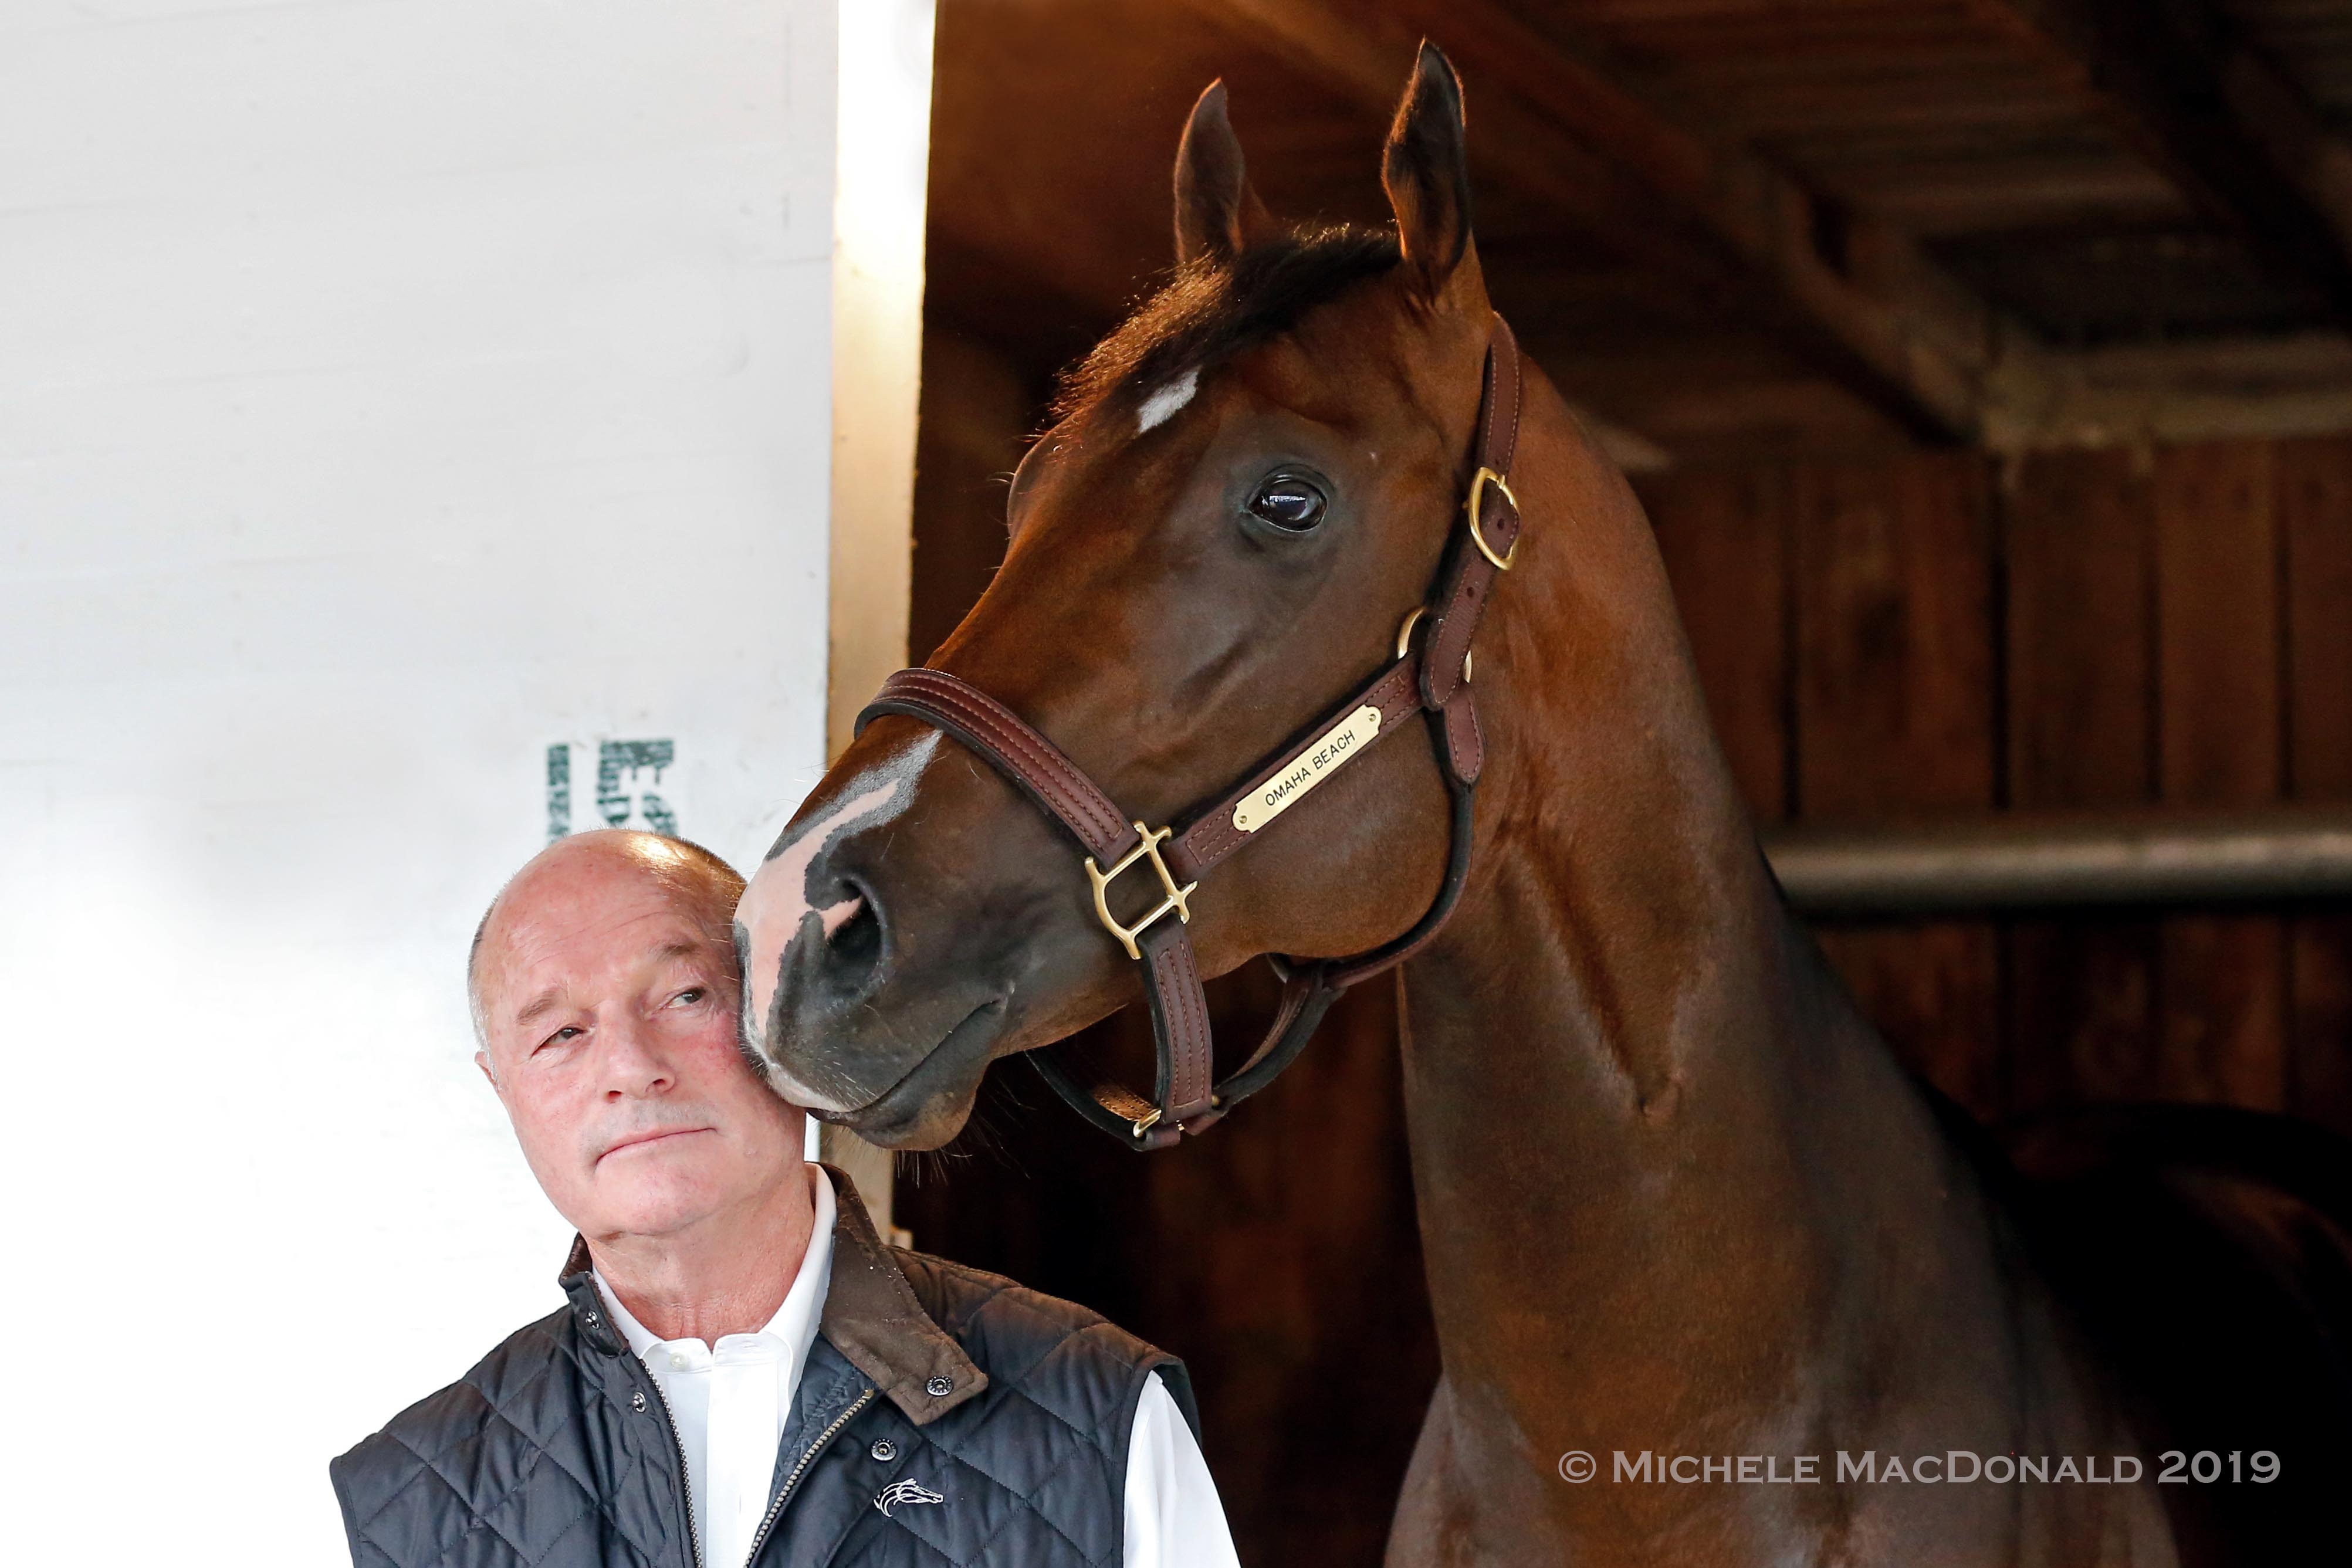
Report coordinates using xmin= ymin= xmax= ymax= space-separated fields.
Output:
xmin=1246 ymin=475 xmax=1328 ymax=533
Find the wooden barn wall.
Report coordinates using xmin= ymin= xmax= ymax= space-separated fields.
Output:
xmin=1642 ymin=442 xmax=2352 ymax=1134
xmin=896 ymin=333 xmax=2352 ymax=1565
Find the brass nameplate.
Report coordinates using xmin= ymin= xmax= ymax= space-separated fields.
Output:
xmin=1231 ymin=705 xmax=1382 ymax=834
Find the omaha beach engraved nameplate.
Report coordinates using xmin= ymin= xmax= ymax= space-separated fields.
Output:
xmin=1231 ymin=704 xmax=1382 ymax=834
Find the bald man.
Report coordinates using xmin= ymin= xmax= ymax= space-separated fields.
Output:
xmin=331 ymin=830 xmax=1241 ymax=1568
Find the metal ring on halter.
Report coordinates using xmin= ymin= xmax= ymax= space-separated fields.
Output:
xmin=1395 ymin=607 xmax=1426 ymax=658
xmin=1396 ymin=605 xmax=1472 ymax=682
xmin=1466 ymin=466 xmax=1519 ymax=571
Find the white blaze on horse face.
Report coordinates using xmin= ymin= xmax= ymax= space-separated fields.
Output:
xmin=736 ymin=731 xmax=940 ymax=1106
xmin=1136 ymin=367 xmax=1199 ymax=434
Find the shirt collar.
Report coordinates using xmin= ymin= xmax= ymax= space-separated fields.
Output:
xmin=561 ymin=1161 xmax=987 ymax=1426
xmin=586 ymin=1162 xmax=835 ymax=1371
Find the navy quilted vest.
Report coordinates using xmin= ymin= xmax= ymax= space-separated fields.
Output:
xmin=330 ymin=1168 xmax=1197 ymax=1567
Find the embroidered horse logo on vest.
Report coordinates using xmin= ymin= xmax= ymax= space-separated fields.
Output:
xmin=874 ymin=1478 xmax=945 ymax=1517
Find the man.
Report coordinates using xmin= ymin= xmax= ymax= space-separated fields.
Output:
xmin=333 ymin=829 xmax=1243 ymax=1567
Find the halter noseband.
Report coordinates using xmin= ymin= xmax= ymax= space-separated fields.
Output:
xmin=854 ymin=312 xmax=1527 ymax=1150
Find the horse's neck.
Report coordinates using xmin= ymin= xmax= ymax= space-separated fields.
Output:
xmin=1394 ymin=385 xmax=2004 ymax=1456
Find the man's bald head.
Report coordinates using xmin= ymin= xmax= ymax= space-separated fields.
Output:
xmin=469 ymin=830 xmax=746 ymax=1043
xmin=465 ymin=828 xmax=806 ymax=1248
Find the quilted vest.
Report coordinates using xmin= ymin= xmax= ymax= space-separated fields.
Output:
xmin=330 ymin=1167 xmax=1196 ymax=1567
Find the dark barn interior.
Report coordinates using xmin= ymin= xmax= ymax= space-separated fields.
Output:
xmin=892 ymin=2 xmax=2352 ymax=1560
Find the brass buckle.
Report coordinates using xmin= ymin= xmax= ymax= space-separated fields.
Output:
xmin=1465 ymin=466 xmax=1520 ymax=571
xmin=1130 ymin=1093 xmax=1219 ymax=1142
xmin=1085 ymin=821 xmax=1197 ymax=961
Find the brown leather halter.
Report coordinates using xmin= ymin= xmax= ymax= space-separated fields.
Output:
xmin=854 ymin=313 xmax=1525 ymax=1150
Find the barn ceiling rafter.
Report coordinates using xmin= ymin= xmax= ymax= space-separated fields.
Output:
xmin=923 ymin=0 xmax=2352 ymax=465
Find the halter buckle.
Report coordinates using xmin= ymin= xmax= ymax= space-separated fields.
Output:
xmin=1466 ymin=466 xmax=1519 ymax=571
xmin=1085 ymin=821 xmax=1197 ymax=961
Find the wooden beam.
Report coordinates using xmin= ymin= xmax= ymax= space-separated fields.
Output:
xmin=1183 ymin=0 xmax=2057 ymax=445
xmin=1967 ymin=0 xmax=2352 ymax=325
xmin=1986 ymin=331 xmax=2352 ymax=452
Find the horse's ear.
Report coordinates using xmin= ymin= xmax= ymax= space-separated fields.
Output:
xmin=1174 ymin=80 xmax=1275 ymax=266
xmin=1382 ymin=42 xmax=1478 ymax=306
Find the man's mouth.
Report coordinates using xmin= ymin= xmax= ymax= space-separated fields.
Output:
xmin=597 ymin=1126 xmax=712 ymax=1163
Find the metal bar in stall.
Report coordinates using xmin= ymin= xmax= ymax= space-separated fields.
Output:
xmin=1761 ymin=807 xmax=2352 ymax=915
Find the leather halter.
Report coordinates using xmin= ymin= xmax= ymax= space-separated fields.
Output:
xmin=854 ymin=313 xmax=1527 ymax=1150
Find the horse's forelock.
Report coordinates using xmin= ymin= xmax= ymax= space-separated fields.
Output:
xmin=1050 ymin=226 xmax=1402 ymax=428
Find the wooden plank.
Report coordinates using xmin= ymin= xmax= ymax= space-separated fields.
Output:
xmin=2292 ymin=922 xmax=2352 ymax=1137
xmin=2280 ymin=435 xmax=2352 ymax=1134
xmin=2004 ymin=449 xmax=2157 ymax=810
xmin=2001 ymin=448 xmax=2163 ymax=1114
xmin=1640 ymin=468 xmax=1792 ymax=822
xmin=2283 ymin=436 xmax=2352 ymax=802
xmin=1795 ymin=453 xmax=1996 ymax=817
xmin=1795 ymin=452 xmax=2002 ymax=1119
xmin=2154 ymin=440 xmax=2289 ymax=1109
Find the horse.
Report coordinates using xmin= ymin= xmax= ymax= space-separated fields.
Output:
xmin=737 ymin=43 xmax=2349 ymax=1565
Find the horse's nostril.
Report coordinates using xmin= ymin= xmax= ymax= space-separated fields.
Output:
xmin=825 ymin=888 xmax=884 ymax=979
xmin=819 ymin=892 xmax=865 ymax=939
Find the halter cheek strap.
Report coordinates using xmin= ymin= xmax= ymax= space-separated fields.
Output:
xmin=854 ymin=312 xmax=1526 ymax=1151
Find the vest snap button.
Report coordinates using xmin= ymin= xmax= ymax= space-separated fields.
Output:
xmin=870 ymin=1439 xmax=897 ymax=1462
xmin=584 ymin=1312 xmax=601 ymax=1327
xmin=630 ymin=1391 xmax=648 ymax=1413
xmin=924 ymin=1376 xmax=954 ymax=1398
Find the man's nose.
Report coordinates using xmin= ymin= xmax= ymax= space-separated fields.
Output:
xmin=597 ymin=1017 xmax=675 ymax=1099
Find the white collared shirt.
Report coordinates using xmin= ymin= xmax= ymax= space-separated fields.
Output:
xmin=593 ymin=1164 xmax=1238 ymax=1568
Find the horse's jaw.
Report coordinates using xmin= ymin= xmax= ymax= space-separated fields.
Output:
xmin=794 ymin=993 xmax=1012 ymax=1150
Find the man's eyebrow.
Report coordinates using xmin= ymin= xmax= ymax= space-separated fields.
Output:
xmin=512 ymin=987 xmax=564 ymax=1027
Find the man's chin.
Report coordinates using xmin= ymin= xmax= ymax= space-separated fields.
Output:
xmin=584 ymin=1160 xmax=743 ymax=1234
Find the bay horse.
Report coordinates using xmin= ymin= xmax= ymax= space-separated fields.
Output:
xmin=739 ymin=45 xmax=2348 ymax=1565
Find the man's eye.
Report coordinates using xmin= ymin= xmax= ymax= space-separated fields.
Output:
xmin=537 ymin=1026 xmax=583 ymax=1051
xmin=672 ymin=988 xmax=705 ymax=1007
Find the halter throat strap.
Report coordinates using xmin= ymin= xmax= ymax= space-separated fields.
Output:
xmin=852 ymin=312 xmax=1525 ymax=1150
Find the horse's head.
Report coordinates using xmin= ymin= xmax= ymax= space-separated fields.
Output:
xmin=739 ymin=45 xmax=1520 ymax=1147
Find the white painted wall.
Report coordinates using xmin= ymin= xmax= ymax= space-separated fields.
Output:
xmin=0 ymin=2 xmax=912 ymax=1561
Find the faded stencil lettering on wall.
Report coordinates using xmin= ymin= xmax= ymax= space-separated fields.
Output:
xmin=545 ymin=740 xmax=680 ymax=840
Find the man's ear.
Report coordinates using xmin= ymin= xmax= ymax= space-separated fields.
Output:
xmin=475 ymin=1049 xmax=503 ymax=1099
xmin=1173 ymin=79 xmax=1277 ymax=266
xmin=1381 ymin=42 xmax=1482 ymax=310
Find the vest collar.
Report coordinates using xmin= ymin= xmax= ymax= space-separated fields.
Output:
xmin=557 ymin=1161 xmax=987 ymax=1426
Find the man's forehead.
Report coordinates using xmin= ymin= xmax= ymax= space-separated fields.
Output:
xmin=482 ymin=875 xmax=729 ymax=1014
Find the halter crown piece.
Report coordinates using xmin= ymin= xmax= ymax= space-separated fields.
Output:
xmin=855 ymin=313 xmax=1527 ymax=1150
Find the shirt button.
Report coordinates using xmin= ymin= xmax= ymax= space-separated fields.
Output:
xmin=670 ymin=1353 xmax=691 ymax=1370
xmin=869 ymin=1439 xmax=897 ymax=1462
xmin=630 ymin=1392 xmax=648 ymax=1413
xmin=924 ymin=1376 xmax=954 ymax=1398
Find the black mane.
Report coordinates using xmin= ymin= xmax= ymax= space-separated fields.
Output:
xmin=1051 ymin=226 xmax=1402 ymax=423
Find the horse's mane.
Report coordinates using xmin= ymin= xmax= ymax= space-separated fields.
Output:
xmin=1051 ymin=225 xmax=1402 ymax=424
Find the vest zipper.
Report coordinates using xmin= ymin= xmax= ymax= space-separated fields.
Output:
xmin=632 ymin=1364 xmax=705 ymax=1568
xmin=744 ymin=1386 xmax=878 ymax=1567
